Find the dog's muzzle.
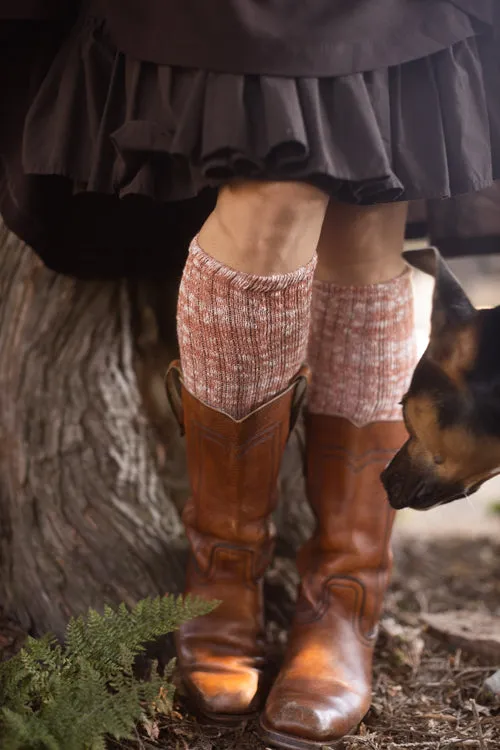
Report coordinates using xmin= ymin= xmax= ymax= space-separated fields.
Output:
xmin=380 ymin=445 xmax=467 ymax=511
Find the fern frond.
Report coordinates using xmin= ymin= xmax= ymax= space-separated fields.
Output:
xmin=0 ymin=707 xmax=60 ymax=750
xmin=65 ymin=595 xmax=217 ymax=679
xmin=0 ymin=594 xmax=218 ymax=750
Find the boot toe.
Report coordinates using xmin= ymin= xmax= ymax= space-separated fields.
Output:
xmin=185 ymin=664 xmax=261 ymax=718
xmin=263 ymin=686 xmax=366 ymax=744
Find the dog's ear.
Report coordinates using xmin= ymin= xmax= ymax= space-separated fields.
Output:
xmin=403 ymin=247 xmax=475 ymax=338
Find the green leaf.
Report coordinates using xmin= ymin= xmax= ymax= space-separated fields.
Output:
xmin=0 ymin=594 xmax=218 ymax=750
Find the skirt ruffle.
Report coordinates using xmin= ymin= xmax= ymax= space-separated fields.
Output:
xmin=21 ymin=12 xmax=500 ymax=206
xmin=408 ymin=183 xmax=500 ymax=258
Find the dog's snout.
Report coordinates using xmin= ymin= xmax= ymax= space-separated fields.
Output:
xmin=380 ymin=467 xmax=408 ymax=509
xmin=380 ymin=466 xmax=392 ymax=494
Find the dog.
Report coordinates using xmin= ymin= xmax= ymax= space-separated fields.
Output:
xmin=381 ymin=247 xmax=500 ymax=511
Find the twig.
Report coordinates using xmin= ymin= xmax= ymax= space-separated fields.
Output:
xmin=470 ymin=699 xmax=487 ymax=750
xmin=386 ymin=742 xmax=481 ymax=749
xmin=420 ymin=713 xmax=458 ymax=724
xmin=454 ymin=667 xmax=498 ymax=674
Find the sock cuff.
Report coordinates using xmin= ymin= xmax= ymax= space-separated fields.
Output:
xmin=189 ymin=237 xmax=317 ymax=293
xmin=312 ymin=265 xmax=413 ymax=302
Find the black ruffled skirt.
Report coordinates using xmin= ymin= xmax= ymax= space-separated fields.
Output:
xmin=408 ymin=183 xmax=500 ymax=258
xmin=1 ymin=5 xmax=500 ymax=277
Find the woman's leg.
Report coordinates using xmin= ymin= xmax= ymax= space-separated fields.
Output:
xmin=310 ymin=200 xmax=414 ymax=423
xmin=262 ymin=199 xmax=418 ymax=748
xmin=177 ymin=180 xmax=327 ymax=419
xmin=170 ymin=180 xmax=328 ymax=720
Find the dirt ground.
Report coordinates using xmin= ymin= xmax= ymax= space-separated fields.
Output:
xmin=1 ymin=538 xmax=498 ymax=750
xmin=158 ymin=536 xmax=500 ymax=750
xmin=144 ymin=536 xmax=499 ymax=750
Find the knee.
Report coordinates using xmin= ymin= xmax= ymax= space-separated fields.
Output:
xmin=198 ymin=180 xmax=328 ymax=275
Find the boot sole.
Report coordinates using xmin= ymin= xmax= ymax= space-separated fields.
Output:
xmin=195 ymin=706 xmax=258 ymax=727
xmin=259 ymin=718 xmax=347 ymax=749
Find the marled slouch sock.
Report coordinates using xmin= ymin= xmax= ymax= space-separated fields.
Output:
xmin=307 ymin=269 xmax=417 ymax=425
xmin=177 ymin=237 xmax=317 ymax=419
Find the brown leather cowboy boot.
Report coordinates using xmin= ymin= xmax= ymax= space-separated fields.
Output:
xmin=166 ymin=362 xmax=309 ymax=723
xmin=261 ymin=415 xmax=408 ymax=748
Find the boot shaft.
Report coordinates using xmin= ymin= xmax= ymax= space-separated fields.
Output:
xmin=297 ymin=415 xmax=408 ymax=635
xmin=166 ymin=362 xmax=310 ymax=578
xmin=304 ymin=415 xmax=407 ymax=567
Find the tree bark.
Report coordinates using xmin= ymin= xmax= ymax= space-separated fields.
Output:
xmin=0 ymin=220 xmax=312 ymax=638
xmin=0 ymin=220 xmax=189 ymax=638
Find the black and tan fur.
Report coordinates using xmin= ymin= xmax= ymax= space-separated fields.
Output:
xmin=382 ymin=247 xmax=500 ymax=510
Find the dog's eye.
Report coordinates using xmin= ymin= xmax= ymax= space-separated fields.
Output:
xmin=433 ymin=455 xmax=445 ymax=466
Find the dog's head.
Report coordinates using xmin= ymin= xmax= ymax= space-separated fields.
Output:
xmin=381 ymin=247 xmax=500 ymax=511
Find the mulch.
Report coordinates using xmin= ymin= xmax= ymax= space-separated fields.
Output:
xmin=1 ymin=536 xmax=499 ymax=749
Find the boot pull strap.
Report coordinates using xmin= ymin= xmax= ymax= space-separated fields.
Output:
xmin=165 ymin=361 xmax=185 ymax=435
xmin=289 ymin=365 xmax=311 ymax=434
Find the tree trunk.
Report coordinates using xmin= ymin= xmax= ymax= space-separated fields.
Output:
xmin=0 ymin=220 xmax=312 ymax=639
xmin=0 ymin=221 xmax=189 ymax=638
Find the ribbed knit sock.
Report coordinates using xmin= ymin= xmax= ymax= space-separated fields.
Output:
xmin=177 ymin=237 xmax=317 ymax=419
xmin=307 ymin=269 xmax=417 ymax=425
